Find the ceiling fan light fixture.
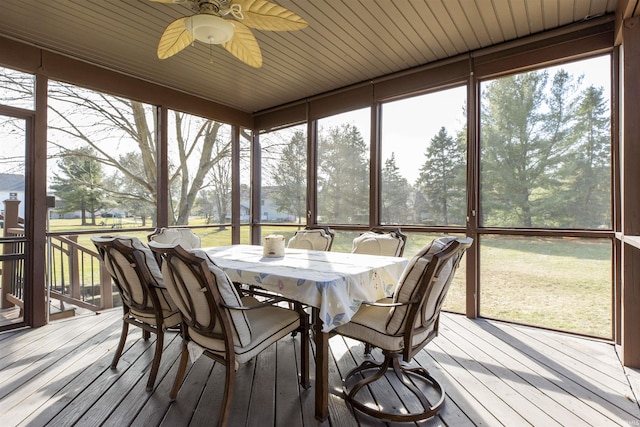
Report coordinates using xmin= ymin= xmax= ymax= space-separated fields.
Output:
xmin=185 ymin=14 xmax=234 ymax=44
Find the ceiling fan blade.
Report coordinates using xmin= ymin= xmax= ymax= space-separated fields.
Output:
xmin=232 ymin=0 xmax=307 ymax=31
xmin=157 ymin=17 xmax=194 ymax=59
xmin=222 ymin=21 xmax=262 ymax=68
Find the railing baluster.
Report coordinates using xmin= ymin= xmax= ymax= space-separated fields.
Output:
xmin=46 ymin=234 xmax=117 ymax=313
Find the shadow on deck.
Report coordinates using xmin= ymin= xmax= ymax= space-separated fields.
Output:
xmin=0 ymin=309 xmax=639 ymax=426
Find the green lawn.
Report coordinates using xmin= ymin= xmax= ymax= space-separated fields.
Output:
xmin=477 ymin=236 xmax=611 ymax=338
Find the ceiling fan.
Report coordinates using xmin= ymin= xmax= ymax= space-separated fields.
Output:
xmin=151 ymin=0 xmax=307 ymax=68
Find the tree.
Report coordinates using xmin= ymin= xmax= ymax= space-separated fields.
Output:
xmin=414 ymin=127 xmax=466 ymax=225
xmin=555 ymin=85 xmax=611 ymax=228
xmin=168 ymin=112 xmax=231 ymax=225
xmin=103 ymin=151 xmax=155 ymax=226
xmin=45 ymin=81 xmax=232 ymax=227
xmin=271 ymin=129 xmax=307 ymax=223
xmin=317 ymin=124 xmax=369 ymax=224
xmin=480 ymin=70 xmax=579 ymax=227
xmin=381 ymin=153 xmax=410 ymax=224
xmin=206 ymin=147 xmax=232 ymax=226
xmin=50 ymin=147 xmax=105 ymax=225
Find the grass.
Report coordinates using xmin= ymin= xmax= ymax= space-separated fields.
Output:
xmin=46 ymin=219 xmax=613 ymax=338
xmin=478 ymin=236 xmax=611 ymax=338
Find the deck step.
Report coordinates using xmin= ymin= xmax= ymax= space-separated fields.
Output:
xmin=49 ymin=305 xmax=76 ymax=321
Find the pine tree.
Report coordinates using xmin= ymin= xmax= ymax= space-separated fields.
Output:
xmin=271 ymin=129 xmax=307 ymax=223
xmin=414 ymin=127 xmax=466 ymax=225
xmin=559 ymin=85 xmax=611 ymax=228
xmin=50 ymin=147 xmax=104 ymax=225
xmin=317 ymin=124 xmax=369 ymax=224
xmin=480 ymin=70 xmax=578 ymax=227
xmin=381 ymin=153 xmax=411 ymax=224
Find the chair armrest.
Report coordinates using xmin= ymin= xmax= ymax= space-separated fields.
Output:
xmin=361 ymin=300 xmax=417 ymax=308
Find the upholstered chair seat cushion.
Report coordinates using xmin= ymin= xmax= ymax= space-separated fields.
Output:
xmin=333 ymin=297 xmax=431 ymax=352
xmin=189 ymin=299 xmax=300 ymax=364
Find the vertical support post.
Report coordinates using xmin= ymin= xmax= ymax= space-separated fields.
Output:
xmin=250 ymin=132 xmax=261 ymax=244
xmin=621 ymin=16 xmax=640 ymax=367
xmin=231 ymin=125 xmax=241 ymax=244
xmin=306 ymin=110 xmax=317 ymax=227
xmin=29 ymin=70 xmax=48 ymax=327
xmin=466 ymin=57 xmax=479 ymax=318
xmin=369 ymin=91 xmax=381 ymax=228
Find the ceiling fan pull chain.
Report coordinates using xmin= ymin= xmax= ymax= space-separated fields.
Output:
xmin=229 ymin=4 xmax=243 ymax=20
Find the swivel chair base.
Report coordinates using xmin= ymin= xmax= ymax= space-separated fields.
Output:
xmin=343 ymin=351 xmax=444 ymax=422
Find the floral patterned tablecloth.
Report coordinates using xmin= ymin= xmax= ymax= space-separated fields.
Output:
xmin=203 ymin=245 xmax=408 ymax=332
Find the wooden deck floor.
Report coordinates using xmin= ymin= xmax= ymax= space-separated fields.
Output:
xmin=0 ymin=306 xmax=22 ymax=328
xmin=0 ymin=308 xmax=639 ymax=427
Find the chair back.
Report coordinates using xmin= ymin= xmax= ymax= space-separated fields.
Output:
xmin=287 ymin=227 xmax=334 ymax=251
xmin=92 ymin=235 xmax=165 ymax=315
xmin=149 ymin=243 xmax=253 ymax=350
xmin=386 ymin=236 xmax=473 ymax=358
xmin=148 ymin=227 xmax=201 ymax=250
xmin=351 ymin=228 xmax=407 ymax=257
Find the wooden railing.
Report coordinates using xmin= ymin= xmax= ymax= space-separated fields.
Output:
xmin=1 ymin=227 xmax=25 ymax=312
xmin=48 ymin=234 xmax=116 ymax=312
xmin=1 ymin=198 xmax=27 ymax=314
xmin=2 ymin=197 xmax=118 ymax=319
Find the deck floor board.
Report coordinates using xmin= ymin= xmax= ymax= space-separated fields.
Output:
xmin=0 ymin=309 xmax=638 ymax=426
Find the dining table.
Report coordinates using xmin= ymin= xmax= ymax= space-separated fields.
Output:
xmin=202 ymin=244 xmax=408 ymax=421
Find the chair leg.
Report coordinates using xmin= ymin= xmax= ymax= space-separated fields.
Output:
xmin=111 ymin=321 xmax=130 ymax=369
xmin=342 ymin=352 xmax=445 ymax=422
xmin=146 ymin=327 xmax=163 ymax=391
xmin=218 ymin=359 xmax=235 ymax=427
xmin=170 ymin=341 xmax=189 ymax=401
xmin=142 ymin=329 xmax=151 ymax=340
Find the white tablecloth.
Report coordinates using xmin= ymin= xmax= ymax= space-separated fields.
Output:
xmin=203 ymin=245 xmax=408 ymax=332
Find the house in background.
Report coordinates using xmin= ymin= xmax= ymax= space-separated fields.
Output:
xmin=0 ymin=173 xmax=25 ymax=220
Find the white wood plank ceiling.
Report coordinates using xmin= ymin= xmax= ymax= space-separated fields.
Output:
xmin=0 ymin=0 xmax=620 ymax=113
